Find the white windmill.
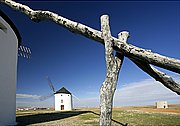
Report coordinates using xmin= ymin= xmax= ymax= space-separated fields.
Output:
xmin=0 ymin=10 xmax=31 ymax=126
xmin=40 ymin=77 xmax=79 ymax=111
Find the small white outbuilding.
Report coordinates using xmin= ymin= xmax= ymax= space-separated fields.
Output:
xmin=156 ymin=101 xmax=168 ymax=109
xmin=0 ymin=10 xmax=21 ymax=126
xmin=54 ymin=87 xmax=73 ymax=111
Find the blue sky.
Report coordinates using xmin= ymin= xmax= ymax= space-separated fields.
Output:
xmin=0 ymin=1 xmax=179 ymax=107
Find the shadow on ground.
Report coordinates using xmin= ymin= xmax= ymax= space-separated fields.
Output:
xmin=17 ymin=110 xmax=128 ymax=126
xmin=16 ymin=110 xmax=89 ymax=125
xmin=90 ymin=111 xmax=128 ymax=126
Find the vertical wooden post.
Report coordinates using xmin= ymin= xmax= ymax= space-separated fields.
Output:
xmin=100 ymin=15 xmax=129 ymax=126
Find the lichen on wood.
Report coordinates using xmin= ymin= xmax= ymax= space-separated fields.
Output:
xmin=1 ymin=0 xmax=180 ymax=74
xmin=1 ymin=1 xmax=180 ymax=126
xmin=100 ymin=15 xmax=129 ymax=126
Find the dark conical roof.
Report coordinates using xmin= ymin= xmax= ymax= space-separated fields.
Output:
xmin=55 ymin=87 xmax=71 ymax=94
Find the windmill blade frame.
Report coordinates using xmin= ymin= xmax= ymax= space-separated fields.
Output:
xmin=46 ymin=76 xmax=56 ymax=93
xmin=72 ymin=94 xmax=80 ymax=101
xmin=18 ymin=45 xmax=31 ymax=59
xmin=39 ymin=93 xmax=54 ymax=101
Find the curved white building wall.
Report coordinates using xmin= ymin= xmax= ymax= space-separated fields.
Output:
xmin=55 ymin=93 xmax=73 ymax=111
xmin=0 ymin=16 xmax=18 ymax=125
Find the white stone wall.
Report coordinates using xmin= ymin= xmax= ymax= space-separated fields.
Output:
xmin=156 ymin=101 xmax=168 ymax=108
xmin=55 ymin=93 xmax=72 ymax=111
xmin=0 ymin=17 xmax=18 ymax=125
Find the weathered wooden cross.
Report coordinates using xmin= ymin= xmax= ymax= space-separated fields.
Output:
xmin=1 ymin=0 xmax=179 ymax=125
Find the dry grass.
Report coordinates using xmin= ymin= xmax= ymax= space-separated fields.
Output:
xmin=16 ymin=104 xmax=180 ymax=126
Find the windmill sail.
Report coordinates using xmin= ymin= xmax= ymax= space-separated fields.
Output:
xmin=39 ymin=77 xmax=56 ymax=101
xmin=41 ymin=77 xmax=80 ymax=104
xmin=72 ymin=94 xmax=80 ymax=101
xmin=39 ymin=93 xmax=54 ymax=101
xmin=18 ymin=45 xmax=31 ymax=59
xmin=46 ymin=76 xmax=56 ymax=93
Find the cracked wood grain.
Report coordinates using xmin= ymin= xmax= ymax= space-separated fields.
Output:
xmin=100 ymin=15 xmax=129 ymax=126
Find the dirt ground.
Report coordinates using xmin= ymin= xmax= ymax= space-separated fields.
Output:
xmin=114 ymin=104 xmax=180 ymax=114
xmin=16 ymin=104 xmax=180 ymax=126
xmin=140 ymin=108 xmax=180 ymax=114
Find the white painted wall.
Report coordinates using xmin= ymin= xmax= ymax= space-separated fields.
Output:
xmin=55 ymin=93 xmax=73 ymax=111
xmin=0 ymin=16 xmax=18 ymax=125
xmin=156 ymin=101 xmax=168 ymax=108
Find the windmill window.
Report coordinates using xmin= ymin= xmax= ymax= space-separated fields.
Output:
xmin=61 ymin=99 xmax=63 ymax=103
xmin=61 ymin=95 xmax=63 ymax=96
xmin=68 ymin=95 xmax=69 ymax=96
